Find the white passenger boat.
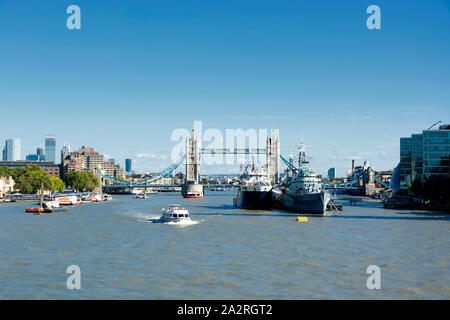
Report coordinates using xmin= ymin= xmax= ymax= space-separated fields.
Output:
xmin=42 ymin=200 xmax=60 ymax=210
xmin=103 ymin=194 xmax=112 ymax=201
xmin=57 ymin=195 xmax=80 ymax=205
xmin=160 ymin=204 xmax=191 ymax=222
xmin=136 ymin=192 xmax=146 ymax=199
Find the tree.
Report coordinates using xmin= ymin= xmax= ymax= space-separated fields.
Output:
xmin=0 ymin=166 xmax=13 ymax=178
xmin=82 ymin=171 xmax=100 ymax=191
xmin=10 ymin=167 xmax=26 ymax=180
xmin=25 ymin=164 xmax=42 ymax=172
xmin=49 ymin=176 xmax=65 ymax=192
xmin=64 ymin=171 xmax=99 ymax=192
xmin=64 ymin=171 xmax=79 ymax=190
xmin=15 ymin=175 xmax=34 ymax=194
xmin=14 ymin=169 xmax=51 ymax=194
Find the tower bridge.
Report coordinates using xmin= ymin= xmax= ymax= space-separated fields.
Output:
xmin=101 ymin=127 xmax=280 ymax=196
xmin=182 ymin=128 xmax=280 ymax=197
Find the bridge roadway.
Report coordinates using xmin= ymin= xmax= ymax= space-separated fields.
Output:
xmin=331 ymin=195 xmax=382 ymax=206
xmin=102 ymin=184 xmax=236 ymax=189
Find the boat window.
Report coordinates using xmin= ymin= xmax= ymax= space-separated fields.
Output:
xmin=173 ymin=214 xmax=178 ymax=218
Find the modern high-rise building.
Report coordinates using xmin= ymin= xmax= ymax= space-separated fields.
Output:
xmin=327 ymin=167 xmax=336 ymax=179
xmin=37 ymin=147 xmax=45 ymax=161
xmin=25 ymin=154 xmax=39 ymax=161
xmin=125 ymin=158 xmax=132 ymax=173
xmin=26 ymin=147 xmax=46 ymax=162
xmin=399 ymin=124 xmax=450 ymax=187
xmin=45 ymin=136 xmax=56 ymax=163
xmin=3 ymin=139 xmax=21 ymax=161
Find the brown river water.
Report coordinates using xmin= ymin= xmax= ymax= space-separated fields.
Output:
xmin=0 ymin=191 xmax=449 ymax=299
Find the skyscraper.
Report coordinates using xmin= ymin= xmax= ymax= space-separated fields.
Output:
xmin=399 ymin=124 xmax=450 ymax=187
xmin=327 ymin=167 xmax=336 ymax=179
xmin=125 ymin=158 xmax=132 ymax=173
xmin=3 ymin=139 xmax=21 ymax=161
xmin=37 ymin=147 xmax=45 ymax=161
xmin=45 ymin=136 xmax=56 ymax=163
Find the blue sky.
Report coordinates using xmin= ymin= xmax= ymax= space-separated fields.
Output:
xmin=0 ymin=0 xmax=449 ymax=175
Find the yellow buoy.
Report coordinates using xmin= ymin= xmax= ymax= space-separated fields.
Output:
xmin=296 ymin=216 xmax=308 ymax=222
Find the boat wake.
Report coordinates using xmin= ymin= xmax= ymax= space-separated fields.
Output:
xmin=165 ymin=219 xmax=198 ymax=226
xmin=128 ymin=211 xmax=200 ymax=226
xmin=128 ymin=212 xmax=160 ymax=222
xmin=149 ymin=218 xmax=199 ymax=226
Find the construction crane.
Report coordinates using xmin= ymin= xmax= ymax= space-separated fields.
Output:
xmin=427 ymin=121 xmax=441 ymax=131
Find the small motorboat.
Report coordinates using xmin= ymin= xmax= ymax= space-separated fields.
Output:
xmin=160 ymin=204 xmax=191 ymax=223
xmin=103 ymin=194 xmax=112 ymax=201
xmin=135 ymin=192 xmax=146 ymax=199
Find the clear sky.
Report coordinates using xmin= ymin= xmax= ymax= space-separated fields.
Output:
xmin=0 ymin=0 xmax=449 ymax=175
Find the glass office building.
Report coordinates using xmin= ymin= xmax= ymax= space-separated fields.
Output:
xmin=3 ymin=138 xmax=21 ymax=161
xmin=327 ymin=167 xmax=336 ymax=179
xmin=399 ymin=125 xmax=450 ymax=187
xmin=37 ymin=147 xmax=45 ymax=161
xmin=45 ymin=136 xmax=56 ymax=163
xmin=125 ymin=158 xmax=132 ymax=173
xmin=423 ymin=128 xmax=450 ymax=177
xmin=399 ymin=137 xmax=412 ymax=187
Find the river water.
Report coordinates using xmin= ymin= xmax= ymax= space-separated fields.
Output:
xmin=0 ymin=191 xmax=449 ymax=299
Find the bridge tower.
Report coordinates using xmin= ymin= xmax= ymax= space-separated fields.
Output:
xmin=185 ymin=129 xmax=201 ymax=183
xmin=266 ymin=130 xmax=280 ymax=185
xmin=182 ymin=129 xmax=204 ymax=197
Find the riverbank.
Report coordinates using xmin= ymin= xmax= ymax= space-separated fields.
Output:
xmin=384 ymin=202 xmax=450 ymax=213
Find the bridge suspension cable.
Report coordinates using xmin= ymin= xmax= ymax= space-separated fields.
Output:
xmin=373 ymin=175 xmax=390 ymax=189
xmin=133 ymin=155 xmax=185 ymax=185
xmin=101 ymin=155 xmax=185 ymax=186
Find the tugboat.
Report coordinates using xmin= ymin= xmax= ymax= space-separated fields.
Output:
xmin=273 ymin=141 xmax=330 ymax=215
xmin=160 ymin=204 xmax=191 ymax=222
xmin=233 ymin=159 xmax=272 ymax=209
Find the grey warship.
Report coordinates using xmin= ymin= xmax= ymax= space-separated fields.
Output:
xmin=273 ymin=142 xmax=330 ymax=215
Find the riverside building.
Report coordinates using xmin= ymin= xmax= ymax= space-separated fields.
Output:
xmin=399 ymin=124 xmax=450 ymax=187
xmin=61 ymin=146 xmax=125 ymax=179
xmin=0 ymin=161 xmax=60 ymax=177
